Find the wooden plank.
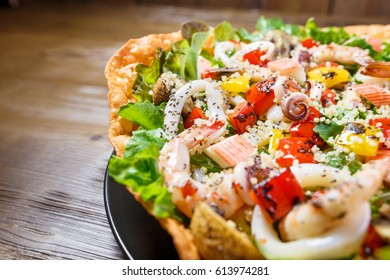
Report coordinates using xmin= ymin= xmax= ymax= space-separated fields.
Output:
xmin=260 ymin=0 xmax=331 ymax=15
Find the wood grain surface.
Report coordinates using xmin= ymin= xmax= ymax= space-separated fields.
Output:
xmin=0 ymin=2 xmax=388 ymax=260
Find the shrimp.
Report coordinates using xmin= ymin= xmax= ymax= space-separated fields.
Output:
xmin=310 ymin=43 xmax=374 ymax=66
xmin=355 ymin=62 xmax=390 ymax=87
xmin=159 ymin=120 xmax=245 ymax=218
xmin=279 ymin=158 xmax=390 ymax=241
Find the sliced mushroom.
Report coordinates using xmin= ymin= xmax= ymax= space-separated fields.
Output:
xmin=152 ymin=76 xmax=171 ymax=105
xmin=263 ymin=30 xmax=299 ymax=59
xmin=181 ymin=20 xmax=210 ymax=41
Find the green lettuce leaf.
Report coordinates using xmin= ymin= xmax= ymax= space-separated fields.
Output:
xmin=377 ymin=42 xmax=390 ymax=61
xmin=118 ymin=101 xmax=165 ymax=130
xmin=132 ymin=48 xmax=166 ymax=102
xmin=214 ymin=21 xmax=239 ymax=42
xmin=109 ymin=144 xmax=161 ymax=193
xmin=313 ymin=121 xmax=344 ymax=145
xmin=303 ymin=18 xmax=350 ymax=44
xmin=108 ymin=128 xmax=181 ymax=219
xmin=256 ymin=16 xmax=301 ymax=36
xmin=344 ymin=37 xmax=376 ymax=56
xmin=344 ymin=36 xmax=390 ymax=62
xmin=326 ymin=152 xmax=362 ymax=174
xmin=164 ymin=31 xmax=210 ymax=81
xmin=164 ymin=39 xmax=189 ymax=80
xmin=236 ymin=27 xmax=262 ymax=43
xmin=303 ymin=18 xmax=390 ymax=61
xmin=190 ymin=153 xmax=222 ymax=173
xmin=123 ymin=128 xmax=166 ymax=158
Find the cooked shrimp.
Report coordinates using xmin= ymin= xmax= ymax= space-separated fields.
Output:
xmin=310 ymin=43 xmax=374 ymax=66
xmin=355 ymin=62 xmax=390 ymax=87
xmin=279 ymin=158 xmax=390 ymax=241
xmin=159 ymin=120 xmax=245 ymax=218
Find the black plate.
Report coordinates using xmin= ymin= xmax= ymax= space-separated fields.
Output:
xmin=104 ymin=156 xmax=179 ymax=260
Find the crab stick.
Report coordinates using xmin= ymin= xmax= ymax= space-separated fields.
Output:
xmin=353 ymin=83 xmax=390 ymax=107
xmin=205 ymin=135 xmax=255 ymax=168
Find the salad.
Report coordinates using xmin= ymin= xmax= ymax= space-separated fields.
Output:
xmin=107 ymin=17 xmax=390 ymax=259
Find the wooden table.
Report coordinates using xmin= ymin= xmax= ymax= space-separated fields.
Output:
xmin=0 ymin=3 xmax=388 ymax=260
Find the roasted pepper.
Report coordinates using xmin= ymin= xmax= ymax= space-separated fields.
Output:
xmin=307 ymin=66 xmax=350 ymax=89
xmin=269 ymin=129 xmax=290 ymax=152
xmin=336 ymin=122 xmax=382 ymax=157
xmin=221 ymin=75 xmax=250 ymax=93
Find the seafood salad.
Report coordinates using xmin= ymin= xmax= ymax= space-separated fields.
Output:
xmin=107 ymin=17 xmax=390 ymax=259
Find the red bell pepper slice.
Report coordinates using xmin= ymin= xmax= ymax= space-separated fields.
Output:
xmin=320 ymin=88 xmax=338 ymax=107
xmin=227 ymin=102 xmax=257 ymax=134
xmin=183 ymin=107 xmax=207 ymax=129
xmin=180 ymin=181 xmax=198 ymax=199
xmin=245 ymin=77 xmax=276 ymax=117
xmin=276 ymin=137 xmax=316 ymax=167
xmin=301 ymin=38 xmax=319 ymax=49
xmin=251 ymin=168 xmax=305 ymax=223
xmin=289 ymin=107 xmax=326 ymax=148
xmin=369 ymin=118 xmax=390 ymax=149
xmin=243 ymin=49 xmax=268 ymax=67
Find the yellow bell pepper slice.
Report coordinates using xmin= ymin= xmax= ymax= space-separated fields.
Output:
xmin=221 ymin=75 xmax=250 ymax=93
xmin=307 ymin=67 xmax=350 ymax=89
xmin=269 ymin=129 xmax=290 ymax=152
xmin=335 ymin=122 xmax=381 ymax=157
